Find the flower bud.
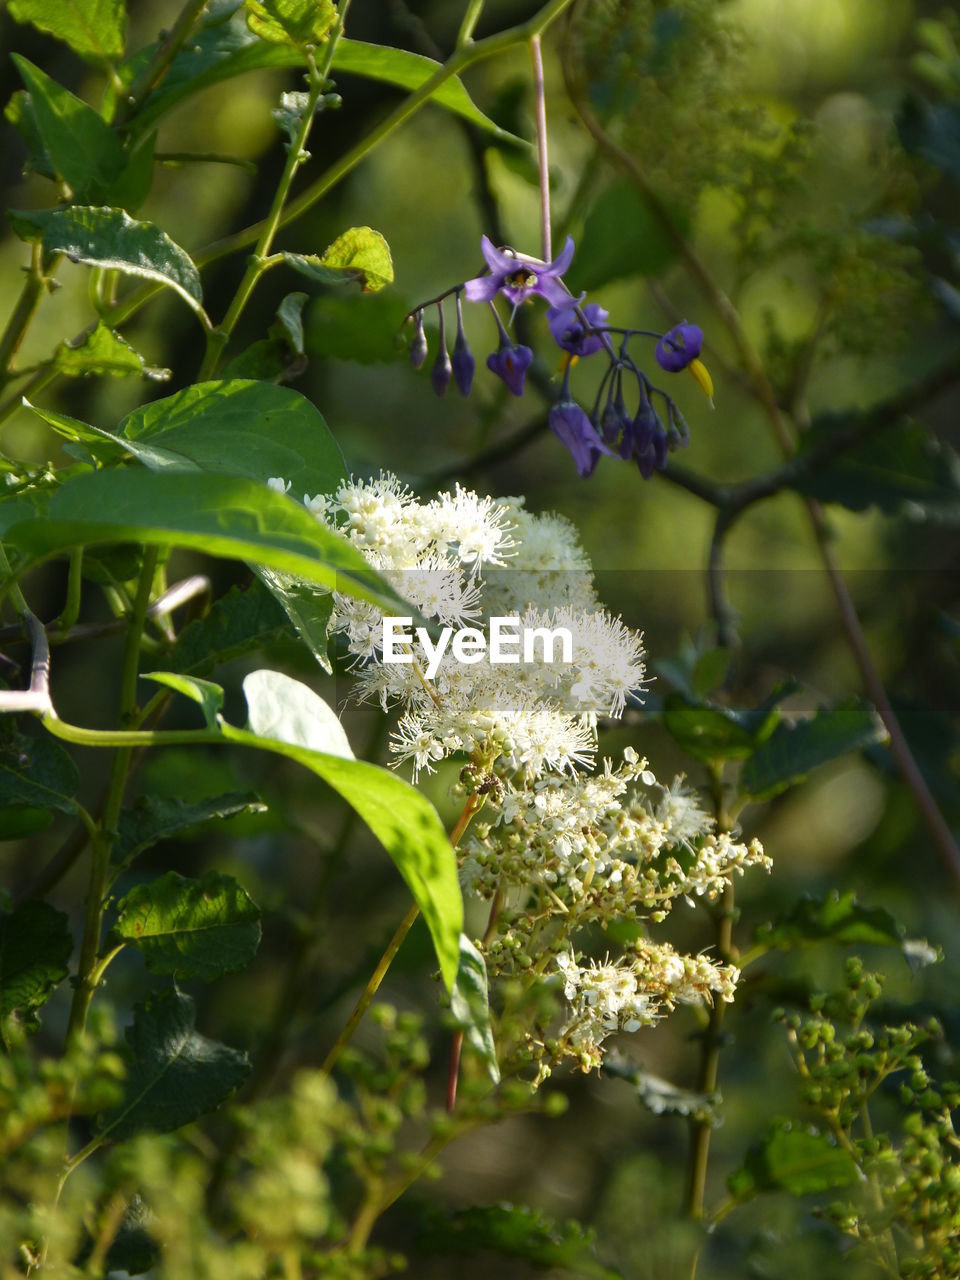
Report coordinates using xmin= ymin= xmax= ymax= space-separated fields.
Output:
xmin=409 ymin=309 xmax=427 ymax=369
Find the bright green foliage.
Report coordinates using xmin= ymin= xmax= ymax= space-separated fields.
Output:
xmin=118 ymin=379 xmax=347 ymax=497
xmin=450 ymin=935 xmax=499 ymax=1083
xmin=283 ymin=226 xmax=394 ymax=293
xmin=142 ymin=672 xmax=225 ymax=730
xmin=233 ymin=670 xmax=464 ymax=989
xmin=0 ymin=901 xmax=73 ymax=1023
xmin=741 ymin=700 xmax=887 ymax=800
xmin=51 ymin=323 xmax=170 ymax=381
xmin=98 ymin=988 xmax=249 ymax=1141
xmin=7 ymin=0 xmax=125 ymax=62
xmin=244 ymin=0 xmax=337 ymax=48
xmin=728 ymin=1122 xmax=859 ymax=1199
xmin=114 ymin=870 xmax=262 ymax=982
xmin=9 ymin=206 xmax=203 ymax=316
xmin=4 ymin=468 xmax=399 ymax=608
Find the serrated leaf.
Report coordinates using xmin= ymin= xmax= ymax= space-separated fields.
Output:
xmin=230 ymin=670 xmax=462 ymax=989
xmin=604 ymin=1053 xmax=718 ymax=1122
xmin=794 ymin=423 xmax=960 ymax=523
xmin=113 ymin=791 xmax=265 ymax=867
xmin=0 ymin=727 xmax=79 ymax=814
xmin=52 ymin=323 xmax=170 ymax=381
xmin=9 ymin=206 xmax=204 ymax=318
xmin=0 ymin=901 xmax=73 ymax=1020
xmin=416 ymin=1204 xmax=620 ymax=1278
xmin=99 ymin=987 xmax=249 ymax=1140
xmin=728 ymin=1123 xmax=859 ymax=1200
xmin=754 ymin=891 xmax=937 ymax=968
xmin=245 ymin=0 xmax=336 ymax=47
xmin=8 ymin=0 xmax=125 ymax=63
xmin=4 ymin=467 xmax=402 ymax=612
xmin=450 ymin=935 xmax=499 ymax=1084
xmin=121 ymin=11 xmax=519 ymax=141
xmin=143 ymin=672 xmax=224 ymax=730
xmin=114 ymin=870 xmax=261 ymax=982
xmin=283 ymin=227 xmax=394 ymax=294
xmin=565 ymin=180 xmax=681 ymax=294
xmin=118 ymin=379 xmax=346 ymax=499
xmin=741 ymin=699 xmax=887 ymax=800
xmin=169 ymin=581 xmax=291 ymax=676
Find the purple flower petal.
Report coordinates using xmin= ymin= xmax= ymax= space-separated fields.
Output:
xmin=463 ymin=275 xmax=501 ymax=303
xmin=655 ymin=322 xmax=704 ymax=372
xmin=543 ymin=234 xmax=575 ymax=278
xmin=549 ymin=399 xmax=614 ymax=477
xmin=547 ymin=301 xmax=609 ymax=357
xmin=479 ymin=234 xmax=516 ymax=276
xmin=487 ymin=343 xmax=532 ymax=396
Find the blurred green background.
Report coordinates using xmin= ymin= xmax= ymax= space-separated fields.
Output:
xmin=2 ymin=1 xmax=960 ymax=1275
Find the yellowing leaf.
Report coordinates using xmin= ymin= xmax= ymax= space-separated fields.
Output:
xmin=245 ymin=0 xmax=337 ymax=48
xmin=319 ymin=226 xmax=394 ymax=293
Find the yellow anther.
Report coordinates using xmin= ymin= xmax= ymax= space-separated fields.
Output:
xmin=688 ymin=357 xmax=714 ymax=405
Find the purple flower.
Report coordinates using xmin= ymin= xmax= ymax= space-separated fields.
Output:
xmin=409 ymin=309 xmax=427 ymax=369
xmin=430 ymin=302 xmax=451 ymax=396
xmin=547 ymin=301 xmax=609 ymax=357
xmin=464 ymin=235 xmax=576 ymax=307
xmin=486 ymin=341 xmax=533 ymax=396
xmin=549 ymin=400 xmax=614 ymax=477
xmin=655 ymin=322 xmax=703 ymax=372
xmin=451 ymin=293 xmax=474 ymax=396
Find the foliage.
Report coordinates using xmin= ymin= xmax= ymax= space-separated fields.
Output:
xmin=0 ymin=0 xmax=957 ymax=1278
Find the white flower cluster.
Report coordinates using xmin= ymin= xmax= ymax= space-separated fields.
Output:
xmin=269 ymin=473 xmax=646 ymax=781
xmin=266 ymin=472 xmax=770 ymax=1078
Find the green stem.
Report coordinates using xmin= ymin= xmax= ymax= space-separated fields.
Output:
xmin=55 ymin=549 xmax=83 ymax=632
xmin=113 ymin=0 xmax=211 ymax=127
xmin=197 ymin=5 xmax=353 ymax=379
xmin=684 ymin=766 xmax=736 ymax=1228
xmin=0 ymin=245 xmax=48 ymax=389
xmin=65 ymin=548 xmax=157 ymax=1043
xmin=457 ymin=0 xmax=486 ymax=46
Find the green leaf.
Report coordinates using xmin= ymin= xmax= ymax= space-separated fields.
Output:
xmin=4 ymin=467 xmax=400 ymax=610
xmin=9 ymin=207 xmax=205 ymax=319
xmin=603 ymin=1054 xmax=718 ymax=1123
xmin=169 ymin=581 xmax=291 ymax=676
xmin=754 ymin=890 xmax=939 ymax=967
xmin=273 ymin=291 xmax=308 ymax=355
xmin=11 ymin=55 xmax=127 ymax=198
xmin=305 ymin=290 xmax=411 ymax=364
xmin=7 ymin=0 xmax=125 ymax=63
xmin=0 ymin=901 xmax=73 ymax=1020
xmin=113 ymin=791 xmax=266 ymax=867
xmin=282 ymin=228 xmax=394 ymax=294
xmin=230 ymin=670 xmax=462 ymax=989
xmin=51 ymin=322 xmax=170 ymax=382
xmin=416 ymin=1204 xmax=620 ymax=1279
xmin=253 ymin=568 xmax=334 ymax=672
xmin=565 ymin=180 xmax=681 ymax=294
xmin=333 ymin=40 xmax=523 ymax=143
xmin=728 ymin=1122 xmax=859 ymax=1200
xmin=245 ymin=0 xmax=337 ymax=47
xmin=0 ymin=727 xmax=79 ymax=814
xmin=124 ymin=14 xmax=517 ymax=141
xmin=5 ymin=91 xmax=56 ymax=180
xmin=114 ymin=870 xmax=261 ymax=982
xmin=0 ymin=807 xmax=53 ymax=841
xmin=118 ymin=379 xmax=346 ymax=499
xmin=794 ymin=422 xmax=960 ymax=523
xmin=143 ymin=672 xmax=224 ymax=730
xmin=663 ymin=696 xmax=764 ymax=764
xmin=23 ymin=399 xmax=174 ymax=469
xmin=99 ymin=987 xmax=249 ymax=1141
xmin=740 ymin=699 xmax=887 ymax=800
xmin=450 ymin=935 xmax=499 ymax=1084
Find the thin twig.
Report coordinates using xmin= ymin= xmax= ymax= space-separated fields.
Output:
xmin=529 ymin=34 xmax=552 ymax=262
